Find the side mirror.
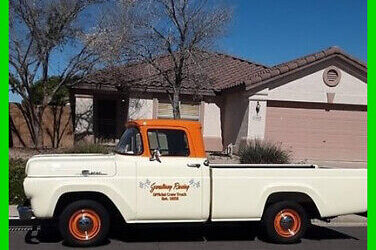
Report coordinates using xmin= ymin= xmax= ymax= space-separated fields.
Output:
xmin=150 ymin=149 xmax=161 ymax=163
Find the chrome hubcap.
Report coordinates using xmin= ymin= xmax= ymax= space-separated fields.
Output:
xmin=280 ymin=216 xmax=294 ymax=230
xmin=280 ymin=215 xmax=294 ymax=230
xmin=77 ymin=216 xmax=93 ymax=232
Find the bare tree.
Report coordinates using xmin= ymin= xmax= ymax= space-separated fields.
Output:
xmin=46 ymin=104 xmax=72 ymax=148
xmin=9 ymin=0 xmax=100 ymax=148
xmin=90 ymin=0 xmax=232 ymax=118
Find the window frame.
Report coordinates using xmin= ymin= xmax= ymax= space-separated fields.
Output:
xmin=146 ymin=128 xmax=191 ymax=157
xmin=114 ymin=126 xmax=144 ymax=156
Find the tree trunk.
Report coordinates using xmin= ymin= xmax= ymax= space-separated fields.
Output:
xmin=32 ymin=119 xmax=41 ymax=148
xmin=33 ymin=106 xmax=45 ymax=148
xmin=172 ymin=91 xmax=181 ymax=119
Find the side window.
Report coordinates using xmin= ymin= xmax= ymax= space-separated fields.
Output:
xmin=115 ymin=127 xmax=143 ymax=155
xmin=147 ymin=129 xmax=189 ymax=156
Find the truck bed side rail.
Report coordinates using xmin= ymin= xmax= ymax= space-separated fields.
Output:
xmin=209 ymin=164 xmax=318 ymax=169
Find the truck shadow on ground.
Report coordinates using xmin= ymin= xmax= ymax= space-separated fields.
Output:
xmin=23 ymin=222 xmax=358 ymax=246
xmin=110 ymin=223 xmax=359 ymax=243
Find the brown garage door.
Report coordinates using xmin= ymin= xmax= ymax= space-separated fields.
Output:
xmin=265 ymin=101 xmax=367 ymax=162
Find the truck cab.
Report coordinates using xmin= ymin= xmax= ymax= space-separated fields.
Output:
xmin=113 ymin=120 xmax=209 ymax=221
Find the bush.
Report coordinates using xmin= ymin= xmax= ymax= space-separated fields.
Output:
xmin=9 ymin=158 xmax=27 ymax=205
xmin=239 ymin=140 xmax=291 ymax=164
xmin=64 ymin=143 xmax=111 ymax=154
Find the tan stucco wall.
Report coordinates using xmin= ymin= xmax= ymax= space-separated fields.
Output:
xmin=128 ymin=98 xmax=154 ymax=120
xmin=221 ymin=91 xmax=249 ymax=151
xmin=247 ymin=90 xmax=268 ymax=140
xmin=75 ymin=94 xmax=94 ymax=143
xmin=268 ymin=67 xmax=367 ymax=105
xmin=203 ymin=103 xmax=222 ymax=151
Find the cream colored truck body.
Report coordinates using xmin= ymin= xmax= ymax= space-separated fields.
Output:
xmin=23 ymin=120 xmax=367 ymax=223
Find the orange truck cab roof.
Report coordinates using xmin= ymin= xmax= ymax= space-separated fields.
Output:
xmin=127 ymin=119 xmax=206 ymax=158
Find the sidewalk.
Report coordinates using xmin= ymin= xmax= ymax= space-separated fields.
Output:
xmin=9 ymin=205 xmax=366 ymax=227
xmin=312 ymin=214 xmax=367 ymax=227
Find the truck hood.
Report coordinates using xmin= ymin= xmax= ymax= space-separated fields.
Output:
xmin=25 ymin=154 xmax=116 ymax=177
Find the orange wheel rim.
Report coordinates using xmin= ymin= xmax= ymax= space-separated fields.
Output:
xmin=68 ymin=209 xmax=101 ymax=241
xmin=274 ymin=209 xmax=301 ymax=238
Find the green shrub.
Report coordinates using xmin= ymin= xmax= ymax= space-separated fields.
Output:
xmin=64 ymin=143 xmax=111 ymax=154
xmin=239 ymin=140 xmax=291 ymax=164
xmin=9 ymin=158 xmax=27 ymax=205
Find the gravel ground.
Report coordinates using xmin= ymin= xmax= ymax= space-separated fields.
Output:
xmin=9 ymin=148 xmax=66 ymax=160
xmin=207 ymin=153 xmax=241 ymax=164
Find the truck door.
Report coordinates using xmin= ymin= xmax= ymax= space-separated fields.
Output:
xmin=136 ymin=128 xmax=205 ymax=221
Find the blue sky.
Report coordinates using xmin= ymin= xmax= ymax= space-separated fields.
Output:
xmin=218 ymin=0 xmax=366 ymax=66
xmin=9 ymin=0 xmax=367 ymax=102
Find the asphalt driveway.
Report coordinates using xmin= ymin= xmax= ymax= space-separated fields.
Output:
xmin=9 ymin=223 xmax=366 ymax=250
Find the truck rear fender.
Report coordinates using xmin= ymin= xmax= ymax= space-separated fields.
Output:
xmin=259 ymin=185 xmax=325 ymax=219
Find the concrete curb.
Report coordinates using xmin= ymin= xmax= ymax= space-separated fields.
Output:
xmin=312 ymin=214 xmax=367 ymax=227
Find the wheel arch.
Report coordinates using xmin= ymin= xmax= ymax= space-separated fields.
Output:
xmin=53 ymin=191 xmax=125 ymax=223
xmin=262 ymin=191 xmax=322 ymax=219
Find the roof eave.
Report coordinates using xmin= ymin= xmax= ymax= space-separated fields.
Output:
xmin=245 ymin=53 xmax=367 ymax=91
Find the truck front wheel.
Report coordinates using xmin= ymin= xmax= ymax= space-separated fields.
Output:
xmin=262 ymin=201 xmax=308 ymax=244
xmin=59 ymin=200 xmax=110 ymax=247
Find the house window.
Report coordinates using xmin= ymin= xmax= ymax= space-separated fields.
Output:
xmin=157 ymin=102 xmax=200 ymax=120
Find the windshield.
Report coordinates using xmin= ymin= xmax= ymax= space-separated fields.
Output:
xmin=114 ymin=127 xmax=143 ymax=155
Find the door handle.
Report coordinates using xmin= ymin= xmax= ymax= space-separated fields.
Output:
xmin=187 ymin=163 xmax=201 ymax=168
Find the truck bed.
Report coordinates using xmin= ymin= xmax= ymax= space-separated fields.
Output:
xmin=209 ymin=165 xmax=367 ymax=221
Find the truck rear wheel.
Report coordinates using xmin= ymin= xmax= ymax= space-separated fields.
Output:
xmin=262 ymin=201 xmax=308 ymax=244
xmin=59 ymin=200 xmax=110 ymax=247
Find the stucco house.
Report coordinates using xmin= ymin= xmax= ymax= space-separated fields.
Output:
xmin=70 ymin=46 xmax=367 ymax=167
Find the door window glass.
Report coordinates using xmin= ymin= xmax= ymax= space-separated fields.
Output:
xmin=147 ymin=129 xmax=189 ymax=156
xmin=115 ymin=127 xmax=143 ymax=155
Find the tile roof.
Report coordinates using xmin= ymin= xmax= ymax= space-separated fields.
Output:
xmin=79 ymin=46 xmax=366 ymax=95
xmin=82 ymin=50 xmax=268 ymax=95
xmin=244 ymin=46 xmax=367 ymax=90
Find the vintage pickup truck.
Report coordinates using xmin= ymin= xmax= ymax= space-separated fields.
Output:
xmin=22 ymin=119 xmax=367 ymax=246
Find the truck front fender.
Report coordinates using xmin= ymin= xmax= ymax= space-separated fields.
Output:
xmin=49 ymin=183 xmax=134 ymax=222
xmin=24 ymin=177 xmax=135 ymax=221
